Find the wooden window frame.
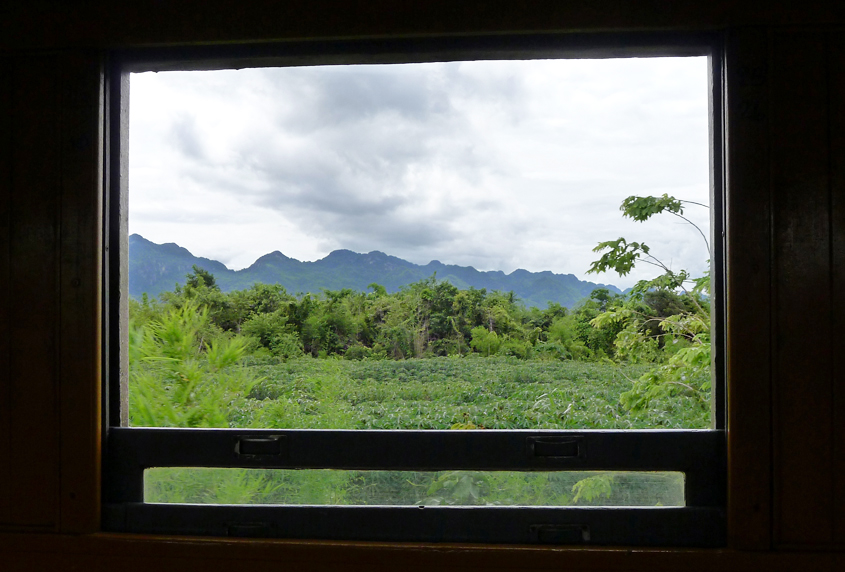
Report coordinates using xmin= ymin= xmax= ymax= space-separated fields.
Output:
xmin=100 ymin=31 xmax=729 ymax=547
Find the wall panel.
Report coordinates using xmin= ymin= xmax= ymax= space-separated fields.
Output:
xmin=2 ymin=0 xmax=844 ymax=51
xmin=0 ymin=532 xmax=838 ymax=572
xmin=830 ymin=30 xmax=845 ymax=547
xmin=0 ymin=58 xmax=11 ymax=526
xmin=725 ymin=27 xmax=773 ymax=550
xmin=57 ymin=52 xmax=104 ymax=534
xmin=770 ymin=31 xmax=834 ymax=547
xmin=6 ymin=56 xmax=61 ymax=529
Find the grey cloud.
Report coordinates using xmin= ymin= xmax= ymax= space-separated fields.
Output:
xmin=265 ymin=65 xmax=453 ymax=134
xmin=250 ymin=152 xmax=413 ymax=217
xmin=330 ymin=213 xmax=454 ymax=250
xmin=253 ymin=183 xmax=507 ymax=262
xmin=187 ymin=65 xmax=507 ymax=234
xmin=170 ymin=114 xmax=205 ymax=160
xmin=273 ymin=183 xmax=410 ymax=218
xmin=258 ymin=64 xmax=506 ymax=173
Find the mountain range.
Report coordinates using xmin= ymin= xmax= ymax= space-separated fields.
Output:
xmin=128 ymin=234 xmax=622 ymax=308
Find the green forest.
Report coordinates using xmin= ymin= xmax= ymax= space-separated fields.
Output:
xmin=131 ymin=194 xmax=712 ymax=507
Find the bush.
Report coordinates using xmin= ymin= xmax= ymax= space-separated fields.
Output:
xmin=344 ymin=344 xmax=372 ymax=360
xmin=128 ymin=300 xmax=262 ymax=428
xmin=270 ymin=332 xmax=305 ymax=360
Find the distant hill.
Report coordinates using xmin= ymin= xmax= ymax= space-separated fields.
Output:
xmin=128 ymin=234 xmax=622 ymax=308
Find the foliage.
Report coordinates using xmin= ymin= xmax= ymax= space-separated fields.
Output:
xmin=133 ymin=356 xmax=708 ymax=431
xmin=619 ymin=194 xmax=683 ymax=222
xmin=469 ymin=326 xmax=501 ymax=356
xmin=187 ymin=264 xmax=217 ymax=289
xmin=136 ymin=269 xmax=634 ymax=363
xmin=587 ymin=194 xmax=712 ymax=413
xmin=128 ymin=300 xmax=262 ymax=427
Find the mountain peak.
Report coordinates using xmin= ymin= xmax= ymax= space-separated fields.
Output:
xmin=325 ymin=249 xmax=358 ymax=258
xmin=254 ymin=250 xmax=292 ymax=262
xmin=321 ymin=249 xmax=361 ymax=266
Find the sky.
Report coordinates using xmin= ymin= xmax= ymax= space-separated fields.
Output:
xmin=129 ymin=57 xmax=712 ymax=289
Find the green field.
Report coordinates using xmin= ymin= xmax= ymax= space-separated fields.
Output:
xmin=242 ymin=356 xmax=710 ymax=430
xmin=132 ymin=356 xmax=711 ymax=431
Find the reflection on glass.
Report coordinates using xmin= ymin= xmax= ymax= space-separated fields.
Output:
xmin=145 ymin=468 xmax=684 ymax=507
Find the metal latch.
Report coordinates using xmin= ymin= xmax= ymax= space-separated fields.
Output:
xmin=526 ymin=435 xmax=586 ymax=460
xmin=235 ymin=435 xmax=286 ymax=457
xmin=530 ymin=524 xmax=590 ymax=544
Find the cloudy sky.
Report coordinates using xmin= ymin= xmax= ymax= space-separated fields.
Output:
xmin=129 ymin=56 xmax=711 ymax=289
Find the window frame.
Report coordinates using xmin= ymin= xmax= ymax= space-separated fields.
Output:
xmin=102 ymin=31 xmax=727 ymax=547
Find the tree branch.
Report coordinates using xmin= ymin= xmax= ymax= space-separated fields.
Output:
xmin=669 ymin=211 xmax=711 ymax=258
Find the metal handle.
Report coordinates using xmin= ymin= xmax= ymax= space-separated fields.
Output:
xmin=530 ymin=524 xmax=590 ymax=544
xmin=527 ymin=436 xmax=585 ymax=459
xmin=236 ymin=435 xmax=285 ymax=457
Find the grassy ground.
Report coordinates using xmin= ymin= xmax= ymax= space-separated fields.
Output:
xmin=226 ymin=356 xmax=711 ymax=430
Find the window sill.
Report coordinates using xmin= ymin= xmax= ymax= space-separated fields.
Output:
xmin=0 ymin=531 xmax=840 ymax=572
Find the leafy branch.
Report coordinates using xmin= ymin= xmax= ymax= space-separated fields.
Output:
xmin=620 ymin=194 xmax=710 ymax=258
xmin=587 ymin=194 xmax=712 ymax=413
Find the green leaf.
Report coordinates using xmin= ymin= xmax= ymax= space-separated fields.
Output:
xmin=620 ymin=194 xmax=683 ymax=222
xmin=587 ymin=238 xmax=650 ymax=277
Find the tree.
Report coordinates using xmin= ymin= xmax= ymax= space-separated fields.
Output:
xmin=469 ymin=326 xmax=501 ymax=356
xmin=186 ymin=264 xmax=217 ymax=289
xmin=128 ymin=300 xmax=258 ymax=427
xmin=588 ymin=193 xmax=712 ymax=412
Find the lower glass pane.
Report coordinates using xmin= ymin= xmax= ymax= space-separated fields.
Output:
xmin=144 ymin=468 xmax=684 ymax=507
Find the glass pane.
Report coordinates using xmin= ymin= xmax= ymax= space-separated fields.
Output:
xmin=145 ymin=468 xmax=684 ymax=507
xmin=128 ymin=57 xmax=713 ymax=430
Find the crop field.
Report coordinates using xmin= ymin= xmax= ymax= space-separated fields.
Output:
xmin=226 ymin=356 xmax=710 ymax=431
xmin=131 ymin=354 xmax=711 ymax=431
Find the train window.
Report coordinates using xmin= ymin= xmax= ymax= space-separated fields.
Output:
xmin=103 ymin=34 xmax=726 ymax=546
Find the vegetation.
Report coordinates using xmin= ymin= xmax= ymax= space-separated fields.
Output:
xmin=130 ymin=355 xmax=706 ymax=431
xmin=586 ymin=193 xmax=712 ymax=413
xmin=130 ymin=193 xmax=712 ymax=507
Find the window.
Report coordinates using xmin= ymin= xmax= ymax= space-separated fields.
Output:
xmin=103 ymin=33 xmax=726 ymax=545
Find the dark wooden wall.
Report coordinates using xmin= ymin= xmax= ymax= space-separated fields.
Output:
xmin=0 ymin=53 xmax=103 ymax=535
xmin=0 ymin=2 xmax=843 ymax=570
